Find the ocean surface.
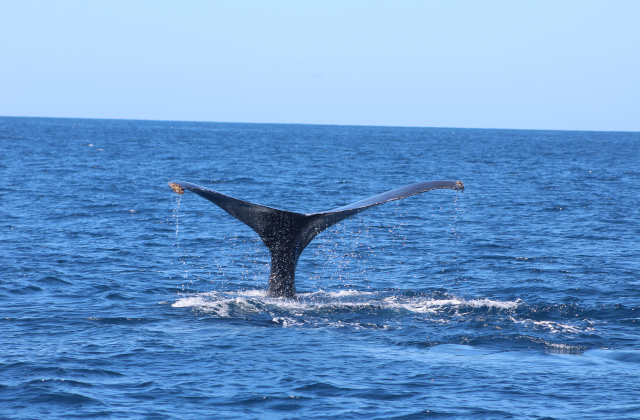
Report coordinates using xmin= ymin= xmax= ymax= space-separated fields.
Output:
xmin=1 ymin=116 xmax=639 ymax=419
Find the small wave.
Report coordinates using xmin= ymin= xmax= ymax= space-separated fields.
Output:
xmin=27 ymin=391 xmax=98 ymax=405
xmin=543 ymin=342 xmax=586 ymax=355
xmin=510 ymin=317 xmax=590 ymax=334
xmin=383 ymin=296 xmax=520 ymax=314
xmin=271 ymin=316 xmax=305 ymax=327
xmin=85 ymin=317 xmax=153 ymax=325
xmin=309 ymin=289 xmax=376 ymax=297
xmin=172 ymin=292 xmax=262 ymax=318
xmin=170 ymin=289 xmax=521 ymax=327
xmin=12 ymin=284 xmax=43 ymax=294
xmin=37 ymin=275 xmax=72 ymax=285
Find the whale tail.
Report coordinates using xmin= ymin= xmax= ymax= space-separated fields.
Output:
xmin=168 ymin=180 xmax=464 ymax=298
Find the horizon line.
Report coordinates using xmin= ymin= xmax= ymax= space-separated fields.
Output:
xmin=1 ymin=114 xmax=638 ymax=134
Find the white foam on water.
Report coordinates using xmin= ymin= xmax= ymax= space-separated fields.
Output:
xmin=509 ymin=317 xmax=585 ymax=334
xmin=171 ymin=294 xmax=210 ymax=308
xmin=309 ymin=289 xmax=376 ymax=297
xmin=542 ymin=341 xmax=587 ymax=354
xmin=236 ymin=289 xmax=269 ymax=298
xmin=171 ymin=289 xmax=521 ymax=319
xmin=532 ymin=320 xmax=581 ymax=334
xmin=171 ymin=290 xmax=601 ymax=336
xmin=271 ymin=317 xmax=304 ymax=327
xmin=382 ymin=296 xmax=520 ymax=314
xmin=172 ymin=292 xmax=261 ymax=317
xmin=547 ymin=342 xmax=578 ymax=349
xmin=467 ymin=298 xmax=521 ymax=310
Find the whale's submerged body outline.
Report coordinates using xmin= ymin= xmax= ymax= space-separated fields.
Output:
xmin=168 ymin=180 xmax=464 ymax=298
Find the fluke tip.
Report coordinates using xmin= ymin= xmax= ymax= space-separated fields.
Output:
xmin=169 ymin=182 xmax=185 ymax=195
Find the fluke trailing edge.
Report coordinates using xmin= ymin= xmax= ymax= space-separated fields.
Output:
xmin=168 ymin=180 xmax=464 ymax=298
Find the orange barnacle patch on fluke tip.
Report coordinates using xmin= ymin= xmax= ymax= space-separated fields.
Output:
xmin=169 ymin=183 xmax=185 ymax=195
xmin=456 ymin=180 xmax=464 ymax=192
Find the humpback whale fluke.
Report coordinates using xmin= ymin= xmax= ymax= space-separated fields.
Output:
xmin=168 ymin=180 xmax=464 ymax=298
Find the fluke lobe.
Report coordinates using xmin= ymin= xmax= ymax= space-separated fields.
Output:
xmin=168 ymin=180 xmax=464 ymax=298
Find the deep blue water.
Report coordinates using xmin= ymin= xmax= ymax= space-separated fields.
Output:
xmin=1 ymin=116 xmax=639 ymax=419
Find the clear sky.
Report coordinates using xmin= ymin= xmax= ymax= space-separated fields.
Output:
xmin=1 ymin=1 xmax=638 ymax=131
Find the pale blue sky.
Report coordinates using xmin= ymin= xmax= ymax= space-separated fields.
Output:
xmin=1 ymin=1 xmax=638 ymax=131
